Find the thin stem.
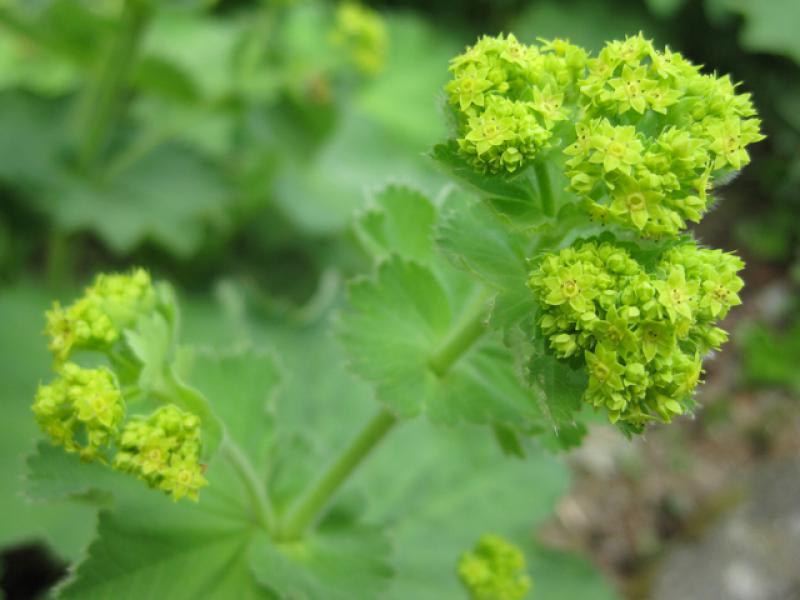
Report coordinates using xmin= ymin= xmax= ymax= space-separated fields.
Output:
xmin=534 ymin=160 xmax=555 ymax=218
xmin=222 ymin=438 xmax=274 ymax=532
xmin=75 ymin=0 xmax=152 ymax=171
xmin=279 ymin=409 xmax=398 ymax=540
xmin=428 ymin=291 xmax=490 ymax=377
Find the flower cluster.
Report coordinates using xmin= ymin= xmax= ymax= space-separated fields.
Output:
xmin=330 ymin=2 xmax=387 ymax=76
xmin=458 ymin=534 xmax=531 ymax=600
xmin=445 ymin=34 xmax=587 ymax=174
xmin=45 ymin=268 xmax=156 ymax=363
xmin=114 ymin=405 xmax=207 ymax=501
xmin=565 ymin=34 xmax=764 ymax=236
xmin=445 ymin=34 xmax=764 ymax=234
xmin=528 ymin=240 xmax=744 ymax=429
xmin=34 ymin=269 xmax=206 ymax=501
xmin=33 ymin=363 xmax=125 ymax=460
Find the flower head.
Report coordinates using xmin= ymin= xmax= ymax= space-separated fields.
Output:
xmin=528 ymin=240 xmax=744 ymax=430
xmin=444 ymin=33 xmax=764 ymax=235
xmin=113 ymin=405 xmax=207 ymax=501
xmin=330 ymin=2 xmax=387 ymax=76
xmin=458 ymin=534 xmax=531 ymax=600
xmin=45 ymin=268 xmax=156 ymax=363
xmin=32 ymin=363 xmax=125 ymax=460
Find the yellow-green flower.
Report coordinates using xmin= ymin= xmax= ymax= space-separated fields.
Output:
xmin=459 ymin=534 xmax=531 ymax=600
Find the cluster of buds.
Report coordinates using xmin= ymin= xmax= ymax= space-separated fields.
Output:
xmin=458 ymin=534 xmax=531 ymax=600
xmin=114 ymin=405 xmax=207 ymax=501
xmin=32 ymin=363 xmax=125 ymax=461
xmin=528 ymin=241 xmax=744 ymax=428
xmin=446 ymin=34 xmax=763 ymax=236
xmin=446 ymin=34 xmax=587 ymax=174
xmin=329 ymin=2 xmax=387 ymax=76
xmin=35 ymin=269 xmax=206 ymax=501
xmin=45 ymin=268 xmax=155 ymax=363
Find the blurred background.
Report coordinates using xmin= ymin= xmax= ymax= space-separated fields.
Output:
xmin=0 ymin=0 xmax=798 ymax=598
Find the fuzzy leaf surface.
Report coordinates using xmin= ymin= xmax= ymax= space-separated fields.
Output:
xmin=338 ymin=257 xmax=544 ymax=428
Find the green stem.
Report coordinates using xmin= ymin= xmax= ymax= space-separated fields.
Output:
xmin=279 ymin=409 xmax=398 ymax=540
xmin=76 ymin=0 xmax=152 ymax=171
xmin=428 ymin=292 xmax=490 ymax=377
xmin=45 ymin=229 xmax=72 ymax=291
xmin=533 ymin=161 xmax=554 ymax=218
xmin=222 ymin=438 xmax=274 ymax=532
xmin=279 ymin=291 xmax=491 ymax=541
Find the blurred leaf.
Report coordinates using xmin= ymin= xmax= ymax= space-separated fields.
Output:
xmin=511 ymin=0 xmax=660 ymax=53
xmin=186 ymin=348 xmax=282 ymax=470
xmin=645 ymin=0 xmax=688 ymax=18
xmin=741 ymin=319 xmax=800 ymax=393
xmin=0 ymin=90 xmax=67 ymax=186
xmin=48 ymin=143 xmax=229 ymax=256
xmin=710 ymin=0 xmax=800 ymax=65
xmin=357 ymin=14 xmax=459 ymax=150
xmin=249 ymin=525 xmax=393 ymax=600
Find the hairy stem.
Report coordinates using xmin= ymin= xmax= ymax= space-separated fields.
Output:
xmin=279 ymin=409 xmax=398 ymax=540
xmin=222 ymin=438 xmax=274 ymax=532
xmin=534 ymin=160 xmax=554 ymax=218
xmin=76 ymin=0 xmax=152 ymax=171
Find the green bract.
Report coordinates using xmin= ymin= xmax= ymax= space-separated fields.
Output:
xmin=445 ymin=33 xmax=764 ymax=236
xmin=458 ymin=534 xmax=532 ymax=600
xmin=528 ymin=241 xmax=744 ymax=430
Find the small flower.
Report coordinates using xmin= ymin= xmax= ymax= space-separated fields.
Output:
xmin=32 ymin=363 xmax=125 ymax=459
xmin=329 ymin=2 xmax=387 ymax=76
xmin=113 ymin=405 xmax=207 ymax=501
xmin=45 ymin=268 xmax=156 ymax=363
xmin=528 ymin=240 xmax=744 ymax=429
xmin=458 ymin=534 xmax=531 ymax=600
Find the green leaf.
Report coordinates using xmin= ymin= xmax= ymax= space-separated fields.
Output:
xmin=338 ymin=257 xmax=545 ymax=428
xmin=710 ymin=0 xmax=800 ymax=65
xmin=249 ymin=524 xmax=393 ymax=600
xmin=49 ymin=143 xmax=229 ymax=257
xmin=430 ymin=142 xmax=538 ymax=207
xmin=437 ymin=193 xmax=535 ymax=330
xmin=354 ymin=185 xmax=437 ymax=263
xmin=528 ymin=348 xmax=589 ymax=449
xmin=357 ymin=420 xmax=606 ymax=599
xmin=55 ymin=463 xmax=274 ymax=600
xmin=0 ymin=90 xmax=67 ymax=187
xmin=185 ymin=348 xmax=282 ymax=469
